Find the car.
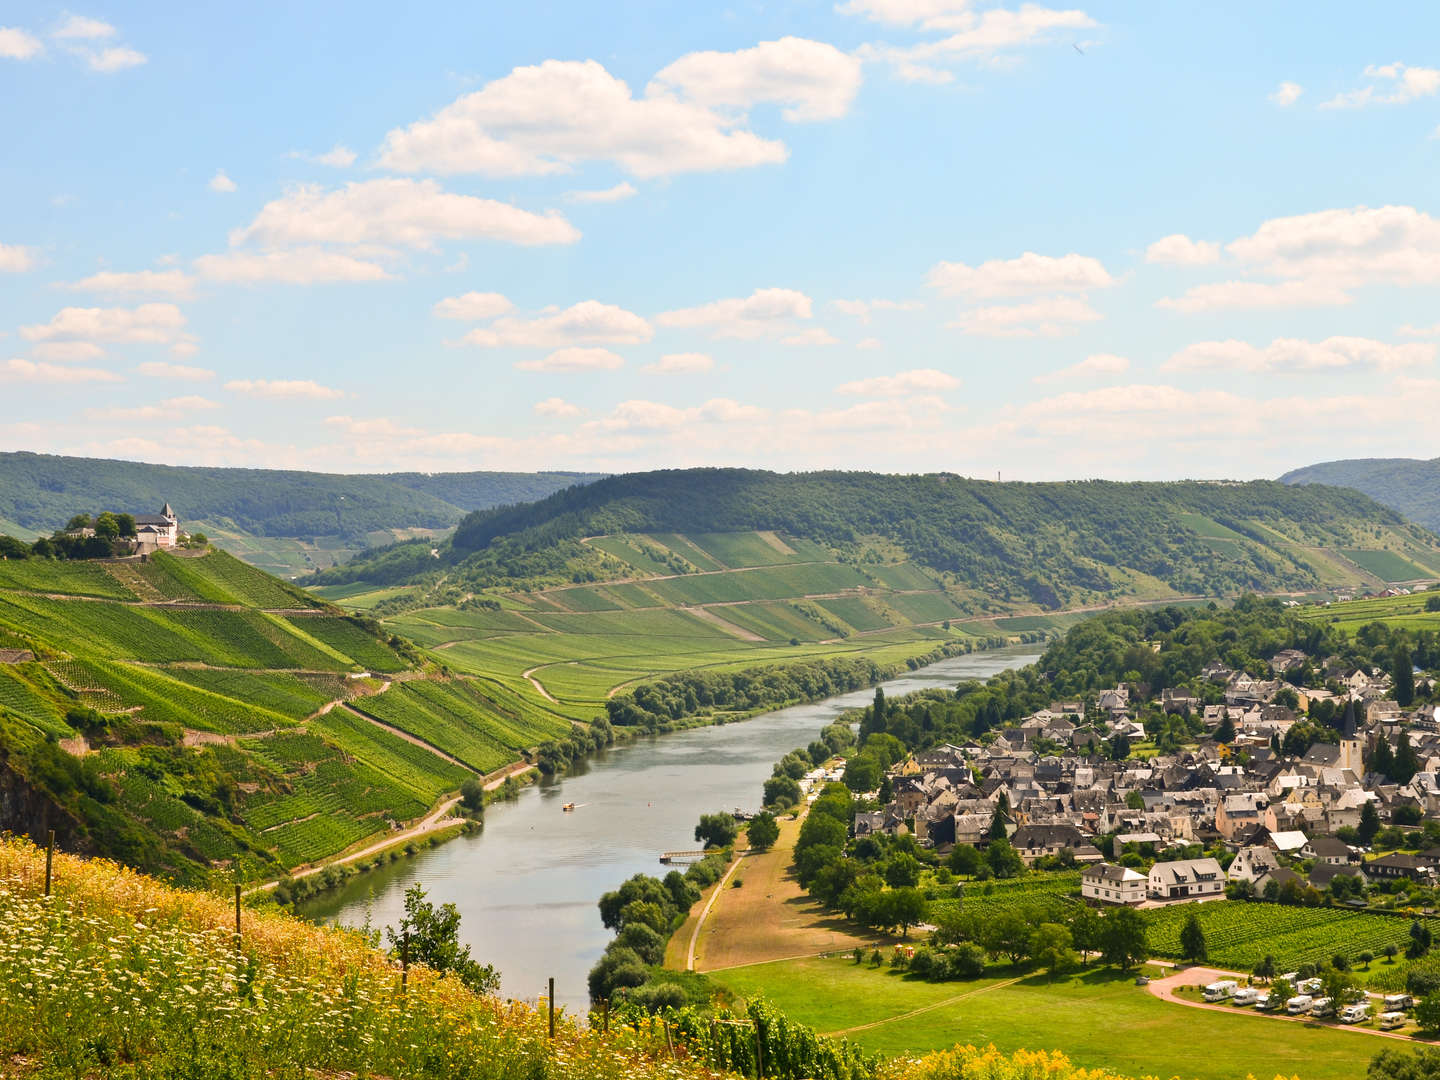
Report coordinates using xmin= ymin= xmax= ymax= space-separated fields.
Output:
xmin=1286 ymin=995 xmax=1314 ymax=1015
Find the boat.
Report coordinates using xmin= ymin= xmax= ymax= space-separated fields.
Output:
xmin=562 ymin=802 xmax=576 ymax=812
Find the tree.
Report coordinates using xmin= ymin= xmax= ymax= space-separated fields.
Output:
xmin=1386 ymin=943 xmax=1400 ymax=963
xmin=1417 ymin=995 xmax=1440 ymax=1035
xmin=1397 ymin=733 xmax=1423 ymax=786
xmin=884 ymin=853 xmax=922 ymax=888
xmin=94 ymin=512 xmax=120 ymax=541
xmin=763 ymin=775 xmax=802 ymax=809
xmin=948 ymin=844 xmax=981 ymax=877
xmin=1359 ymin=800 xmax=1382 ymax=846
xmin=988 ymin=792 xmax=1011 ymax=841
xmin=387 ymin=883 xmax=499 ymax=994
xmin=1215 ymin=711 xmax=1236 ymax=744
xmin=115 ymin=513 xmax=136 ymax=538
xmin=1368 ymin=1046 xmax=1440 ymax=1079
xmin=985 ymin=838 xmax=1024 ymax=879
xmin=982 ymin=911 xmax=1033 ymax=964
xmin=64 ymin=513 xmax=91 ymax=531
xmin=459 ymin=776 xmax=485 ymax=812
xmin=745 ymin=811 xmax=779 ymax=851
xmin=843 ymin=755 xmax=883 ymax=792
xmin=1372 ymin=736 xmax=1396 ymax=781
xmin=1031 ymin=922 xmax=1078 ymax=981
xmin=1252 ymin=954 xmax=1277 ymax=983
xmin=694 ymin=811 xmax=738 ymax=849
xmin=1359 ymin=950 xmax=1374 ymax=970
xmin=1179 ymin=911 xmax=1208 ymax=963
xmin=1411 ymin=919 xmax=1434 ymax=960
xmin=1069 ymin=906 xmax=1103 ymax=967
xmin=885 ymin=887 xmax=928 ymax=938
xmin=1321 ymin=967 xmax=1361 ymax=1009
xmin=1125 ymin=790 xmax=1145 ymax=810
xmin=1109 ymin=732 xmax=1131 ymax=761
xmin=1396 ymin=645 xmax=1417 ymax=708
xmin=1101 ymin=907 xmax=1149 ymax=970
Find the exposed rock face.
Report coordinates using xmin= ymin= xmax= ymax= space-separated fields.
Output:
xmin=0 ymin=761 xmax=88 ymax=853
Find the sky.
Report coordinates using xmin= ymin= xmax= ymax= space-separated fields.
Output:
xmin=4 ymin=3 xmax=1440 ymax=480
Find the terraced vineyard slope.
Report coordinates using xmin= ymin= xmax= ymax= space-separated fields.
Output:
xmin=0 ymin=548 xmax=572 ymax=886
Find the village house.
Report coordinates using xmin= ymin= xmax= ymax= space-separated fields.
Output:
xmin=1081 ymin=862 xmax=1147 ymax=905
xmin=1148 ymin=857 xmax=1225 ymax=901
xmin=133 ymin=503 xmax=180 ymax=553
xmin=1226 ymin=845 xmax=1280 ymax=883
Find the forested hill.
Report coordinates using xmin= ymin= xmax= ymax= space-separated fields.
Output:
xmin=1282 ymin=458 xmax=1440 ymax=534
xmin=0 ymin=452 xmax=601 ymax=540
xmin=316 ymin=469 xmax=1440 ymax=608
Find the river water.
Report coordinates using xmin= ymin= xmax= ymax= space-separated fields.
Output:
xmin=298 ymin=645 xmax=1041 ymax=1011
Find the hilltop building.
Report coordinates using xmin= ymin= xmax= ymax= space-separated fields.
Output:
xmin=133 ymin=503 xmax=179 ymax=553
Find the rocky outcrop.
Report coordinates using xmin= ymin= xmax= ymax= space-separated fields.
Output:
xmin=0 ymin=760 xmax=89 ymax=853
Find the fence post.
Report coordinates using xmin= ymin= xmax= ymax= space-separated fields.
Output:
xmin=753 ymin=1017 xmax=764 ymax=1079
xmin=43 ymin=830 xmax=54 ymax=897
xmin=234 ymin=884 xmax=242 ymax=949
xmin=401 ymin=929 xmax=409 ymax=994
xmin=548 ymin=977 xmax=556 ymax=1038
xmin=602 ymin=997 xmax=610 ymax=1034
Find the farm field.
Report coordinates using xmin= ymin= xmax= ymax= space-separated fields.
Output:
xmin=926 ymin=872 xmax=1081 ymax=925
xmin=1302 ymin=589 xmax=1440 ymax=633
xmin=709 ymin=957 xmax=1374 ymax=1080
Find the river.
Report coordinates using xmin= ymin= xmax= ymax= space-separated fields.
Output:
xmin=298 ymin=644 xmax=1041 ymax=1011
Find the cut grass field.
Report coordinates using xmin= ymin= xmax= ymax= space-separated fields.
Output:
xmin=709 ymin=957 xmax=1376 ymax=1080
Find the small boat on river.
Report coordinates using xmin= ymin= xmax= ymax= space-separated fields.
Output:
xmin=562 ymin=802 xmax=576 ymax=812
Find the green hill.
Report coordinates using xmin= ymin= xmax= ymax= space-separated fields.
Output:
xmin=0 ymin=546 xmax=576 ymax=886
xmin=0 ymin=451 xmax=602 ymax=578
xmin=1281 ymin=457 xmax=1440 ymax=538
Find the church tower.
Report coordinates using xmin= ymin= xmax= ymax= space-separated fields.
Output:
xmin=1338 ymin=699 xmax=1365 ymax=775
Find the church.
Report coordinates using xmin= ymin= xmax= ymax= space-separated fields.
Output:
xmin=133 ymin=503 xmax=179 ymax=553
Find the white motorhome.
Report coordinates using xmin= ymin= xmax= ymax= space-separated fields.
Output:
xmin=1285 ymin=995 xmax=1313 ymax=1015
xmin=1231 ymin=987 xmax=1259 ymax=1006
xmin=1340 ymin=1003 xmax=1370 ymax=1024
xmin=1203 ymin=980 xmax=1238 ymax=1002
xmin=1310 ymin=997 xmax=1334 ymax=1017
xmin=1379 ymin=1011 xmax=1408 ymax=1030
xmin=1384 ymin=994 xmax=1413 ymax=1011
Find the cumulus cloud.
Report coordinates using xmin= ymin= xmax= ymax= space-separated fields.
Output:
xmin=224 ymin=378 xmax=344 ymax=399
xmin=586 ymin=397 xmax=767 ymax=433
xmin=193 ymin=249 xmax=392 ymax=284
xmin=21 ymin=303 xmax=187 ymax=345
xmin=1 ymin=357 xmax=121 ymax=383
xmin=136 ymin=360 xmax=215 ymax=380
xmin=82 ymin=46 xmax=145 ymax=71
xmin=856 ymin=5 xmax=1097 ymax=80
xmin=781 ymin=328 xmax=839 ymax=346
xmin=64 ymin=269 xmax=195 ymax=297
xmin=1399 ymin=323 xmax=1440 ymax=338
xmin=927 ymin=252 xmax=1113 ymax=297
xmin=1155 ymin=279 xmax=1352 ymax=313
xmin=564 ymin=182 xmax=639 ymax=204
xmin=1270 ymin=81 xmax=1303 ymax=106
xmin=648 ymin=37 xmax=863 ymax=122
xmin=656 ymin=287 xmax=812 ymax=339
xmin=378 ymin=58 xmax=790 ymax=179
xmin=86 ymin=395 xmax=218 ymax=421
xmin=31 ymin=342 xmax=105 ymax=362
xmin=0 ymin=27 xmax=44 ymax=59
xmin=1165 ymin=336 xmax=1433 ymax=374
xmin=460 ymin=301 xmax=651 ymax=348
xmin=515 ymin=347 xmax=625 ymax=372
xmin=290 ymin=145 xmax=357 ymax=167
xmin=432 ymin=291 xmax=514 ymax=320
xmin=1145 ymin=234 xmax=1220 ymax=266
xmin=534 ymin=397 xmax=583 ymax=416
xmin=1224 ymin=205 xmax=1440 ymax=288
xmin=53 ymin=15 xmax=115 ymax=40
xmin=835 ymin=368 xmax=959 ymax=396
xmin=948 ymin=296 xmax=1101 ymax=337
xmin=1031 ymin=353 xmax=1129 ymax=384
xmin=642 ymin=352 xmax=714 ymax=374
xmin=231 ymin=179 xmax=578 ymax=251
xmin=1323 ymin=63 xmax=1440 ymax=109
xmin=0 ymin=242 xmax=35 ymax=272
xmin=829 ymin=297 xmax=923 ymax=323
xmin=208 ymin=170 xmax=237 ymax=193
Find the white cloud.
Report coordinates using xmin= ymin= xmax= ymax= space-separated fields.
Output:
xmin=829 ymin=297 xmax=923 ymax=323
xmin=1 ymin=357 xmax=121 ymax=383
xmin=231 ymin=178 xmax=579 ymax=250
xmin=64 ymin=269 xmax=195 ymax=297
xmin=1399 ymin=323 xmax=1440 ymax=338
xmin=1031 ymin=353 xmax=1129 ymax=383
xmin=927 ymin=252 xmax=1113 ymax=297
xmin=587 ymin=397 xmax=767 ymax=433
xmin=433 ymin=291 xmax=514 ymax=320
xmin=642 ymin=352 xmax=714 ymax=374
xmin=1144 ymin=234 xmax=1220 ymax=266
xmin=86 ymin=395 xmax=218 ymax=421
xmin=136 ymin=360 xmax=215 ymax=380
xmin=20 ymin=303 xmax=186 ymax=344
xmin=564 ymin=182 xmax=639 ymax=204
xmin=1323 ymin=63 xmax=1440 ymax=109
xmin=1270 ymin=81 xmax=1303 ymax=107
xmin=460 ymin=301 xmax=651 ymax=348
xmin=225 ymin=378 xmax=345 ymax=399
xmin=53 ymin=15 xmax=115 ymax=40
xmin=0 ymin=242 xmax=35 ymax=272
xmin=290 ymin=145 xmax=357 ymax=168
xmin=1155 ymin=279 xmax=1352 ymax=313
xmin=515 ymin=347 xmax=625 ymax=372
xmin=648 ymin=37 xmax=863 ymax=123
xmin=209 ymin=170 xmax=237 ymax=193
xmin=31 ymin=342 xmax=105 ymax=362
xmin=835 ymin=368 xmax=959 ymax=396
xmin=857 ymin=6 xmax=1097 ymax=79
xmin=948 ymin=296 xmax=1101 ymax=336
xmin=1165 ymin=336 xmax=1433 ymax=375
xmin=781 ymin=327 xmax=839 ymax=346
xmin=377 ymin=58 xmax=788 ymax=179
xmin=0 ymin=27 xmax=44 ymax=59
xmin=1225 ymin=204 xmax=1440 ymax=288
xmin=856 ymin=337 xmax=883 ymax=350
xmin=534 ymin=397 xmax=583 ymax=417
xmin=193 ymin=249 xmax=392 ymax=284
xmin=82 ymin=45 xmax=145 ymax=72
xmin=169 ymin=341 xmax=199 ymax=358
xmin=837 ymin=0 xmax=975 ymax=30
xmin=657 ymin=287 xmax=813 ymax=339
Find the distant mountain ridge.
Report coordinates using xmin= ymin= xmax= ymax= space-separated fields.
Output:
xmin=1280 ymin=458 xmax=1440 ymax=534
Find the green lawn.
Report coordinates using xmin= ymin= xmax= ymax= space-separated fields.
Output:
xmin=710 ymin=956 xmax=1378 ymax=1080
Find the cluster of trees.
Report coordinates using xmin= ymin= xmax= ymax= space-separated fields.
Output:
xmin=0 ymin=511 xmax=214 ymax=561
xmin=762 ymin=724 xmax=855 ymax=811
xmin=533 ymin=718 xmax=614 ymax=775
xmin=916 ymin=901 xmax=1148 ymax=981
xmin=385 ymin=883 xmax=499 ymax=994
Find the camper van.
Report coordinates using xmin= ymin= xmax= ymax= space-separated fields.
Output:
xmin=1309 ymin=997 xmax=1334 ymax=1018
xmin=1379 ymin=1011 xmax=1408 ymax=1030
xmin=1253 ymin=991 xmax=1274 ymax=1011
xmin=1384 ymin=994 xmax=1414 ymax=1012
xmin=1231 ymin=987 xmax=1259 ymax=1006
xmin=1339 ymin=1003 xmax=1370 ymax=1024
xmin=1298 ymin=978 xmax=1323 ymax=996
xmin=1203 ymin=980 xmax=1238 ymax=1002
xmin=1285 ymin=995 xmax=1314 ymax=1015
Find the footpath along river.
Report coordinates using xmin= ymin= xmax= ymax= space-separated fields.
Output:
xmin=298 ymin=644 xmax=1042 ymax=1012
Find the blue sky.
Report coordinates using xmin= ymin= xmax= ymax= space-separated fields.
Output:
xmin=4 ymin=2 xmax=1440 ymax=479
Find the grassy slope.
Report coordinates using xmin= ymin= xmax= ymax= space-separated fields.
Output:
xmin=0 ymin=549 xmax=577 ymax=886
xmin=712 ymin=957 xmax=1374 ymax=1080
xmin=1301 ymin=590 xmax=1440 ymax=633
xmin=1282 ymin=457 xmax=1440 ymax=535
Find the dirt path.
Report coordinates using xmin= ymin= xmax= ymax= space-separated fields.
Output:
xmin=681 ymin=605 xmax=765 ymax=642
xmin=1146 ymin=966 xmax=1416 ymax=1043
xmin=822 ymin=975 xmax=1027 ymax=1037
xmin=685 ymin=852 xmax=747 ymax=971
xmin=340 ymin=704 xmax=471 ymax=769
xmin=521 ymin=665 xmax=559 ymax=703
xmin=484 ymin=761 xmax=536 ymax=790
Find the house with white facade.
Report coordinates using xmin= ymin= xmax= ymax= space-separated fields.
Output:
xmin=1082 ymin=862 xmax=1147 ymax=905
xmin=1148 ymin=857 xmax=1225 ymax=901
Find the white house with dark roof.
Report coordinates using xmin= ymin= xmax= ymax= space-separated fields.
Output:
xmin=1148 ymin=857 xmax=1225 ymax=901
xmin=133 ymin=502 xmax=179 ymax=553
xmin=1082 ymin=862 xmax=1147 ymax=905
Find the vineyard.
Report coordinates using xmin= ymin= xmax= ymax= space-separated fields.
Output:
xmin=1145 ymin=899 xmax=1440 ymax=970
xmin=928 ymin=872 xmax=1082 ymax=924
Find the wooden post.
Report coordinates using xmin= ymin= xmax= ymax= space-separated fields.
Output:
xmin=548 ymin=977 xmax=556 ymax=1038
xmin=663 ymin=1020 xmax=675 ymax=1058
xmin=233 ymin=884 xmax=242 ymax=948
xmin=753 ymin=1018 xmax=764 ymax=1079
xmin=43 ymin=830 xmax=54 ymax=897
xmin=602 ymin=998 xmax=610 ymax=1034
xmin=401 ymin=930 xmax=409 ymax=994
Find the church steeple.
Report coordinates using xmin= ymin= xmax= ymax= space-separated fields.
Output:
xmin=161 ymin=502 xmax=174 ymax=518
xmin=1339 ymin=699 xmax=1359 ymax=739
